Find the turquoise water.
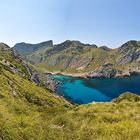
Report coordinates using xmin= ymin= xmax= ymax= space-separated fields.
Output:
xmin=53 ymin=75 xmax=140 ymax=104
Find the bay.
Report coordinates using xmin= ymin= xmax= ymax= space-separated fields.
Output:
xmin=53 ymin=75 xmax=140 ymax=104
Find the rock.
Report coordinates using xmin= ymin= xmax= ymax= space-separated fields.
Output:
xmin=117 ymin=40 xmax=140 ymax=64
xmin=0 ymin=43 xmax=10 ymax=51
xmin=31 ymin=72 xmax=40 ymax=84
xmin=87 ymin=63 xmax=117 ymax=78
xmin=118 ymin=40 xmax=139 ymax=54
xmin=45 ymin=74 xmax=62 ymax=91
xmin=0 ymin=59 xmax=21 ymax=74
xmin=116 ymin=49 xmax=135 ymax=64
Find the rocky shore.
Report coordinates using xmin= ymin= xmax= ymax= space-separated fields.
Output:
xmin=45 ymin=66 xmax=140 ymax=79
xmin=45 ymin=73 xmax=62 ymax=91
xmin=86 ymin=63 xmax=140 ymax=78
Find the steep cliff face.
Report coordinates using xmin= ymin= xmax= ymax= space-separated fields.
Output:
xmin=13 ymin=40 xmax=140 ymax=77
xmin=117 ymin=40 xmax=140 ymax=64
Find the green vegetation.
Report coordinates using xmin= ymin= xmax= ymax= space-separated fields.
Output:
xmin=0 ymin=58 xmax=71 ymax=140
xmin=0 ymin=44 xmax=140 ymax=139
xmin=1 ymin=69 xmax=140 ymax=140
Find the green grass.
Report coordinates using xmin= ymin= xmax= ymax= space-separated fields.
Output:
xmin=1 ymin=64 xmax=140 ymax=139
xmin=0 ymin=47 xmax=140 ymax=139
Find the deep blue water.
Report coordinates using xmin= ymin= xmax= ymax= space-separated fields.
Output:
xmin=53 ymin=75 xmax=140 ymax=104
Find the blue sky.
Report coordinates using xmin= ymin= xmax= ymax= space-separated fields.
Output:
xmin=0 ymin=0 xmax=140 ymax=48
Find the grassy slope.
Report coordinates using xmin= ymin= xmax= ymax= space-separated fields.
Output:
xmin=0 ymin=64 xmax=71 ymax=140
xmin=1 ymin=47 xmax=140 ymax=139
xmin=0 ymin=64 xmax=140 ymax=140
xmin=0 ymin=65 xmax=140 ymax=139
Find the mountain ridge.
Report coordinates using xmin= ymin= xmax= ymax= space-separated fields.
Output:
xmin=13 ymin=40 xmax=140 ymax=78
xmin=14 ymin=40 xmax=53 ymax=55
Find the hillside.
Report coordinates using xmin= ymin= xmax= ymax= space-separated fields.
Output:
xmin=0 ymin=43 xmax=139 ymax=139
xmin=0 ymin=43 xmax=70 ymax=105
xmin=13 ymin=40 xmax=140 ymax=78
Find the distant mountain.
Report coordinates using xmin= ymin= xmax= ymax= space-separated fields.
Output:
xmin=14 ymin=40 xmax=53 ymax=55
xmin=13 ymin=40 xmax=140 ymax=77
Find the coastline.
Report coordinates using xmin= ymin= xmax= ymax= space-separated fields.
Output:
xmin=44 ymin=70 xmax=140 ymax=79
xmin=45 ymin=71 xmax=87 ymax=78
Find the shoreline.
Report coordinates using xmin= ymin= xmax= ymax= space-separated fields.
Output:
xmin=44 ymin=70 xmax=140 ymax=79
xmin=45 ymin=71 xmax=87 ymax=78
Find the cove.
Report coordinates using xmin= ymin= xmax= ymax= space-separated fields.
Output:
xmin=53 ymin=75 xmax=140 ymax=104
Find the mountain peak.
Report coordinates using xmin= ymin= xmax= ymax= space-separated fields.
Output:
xmin=57 ymin=40 xmax=98 ymax=48
xmin=121 ymin=40 xmax=140 ymax=47
xmin=14 ymin=40 xmax=53 ymax=55
xmin=118 ymin=40 xmax=140 ymax=54
xmin=37 ymin=40 xmax=53 ymax=46
xmin=0 ymin=43 xmax=10 ymax=50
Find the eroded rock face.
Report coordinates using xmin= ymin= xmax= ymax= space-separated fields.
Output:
xmin=87 ymin=63 xmax=117 ymax=78
xmin=0 ymin=59 xmax=21 ymax=74
xmin=69 ymin=55 xmax=93 ymax=69
xmin=87 ymin=64 xmax=140 ymax=78
xmin=31 ymin=72 xmax=40 ymax=84
xmin=116 ymin=49 xmax=135 ymax=64
xmin=134 ymin=48 xmax=140 ymax=60
xmin=45 ymin=75 xmax=60 ymax=91
xmin=0 ymin=43 xmax=10 ymax=50
xmin=118 ymin=40 xmax=140 ymax=53
xmin=117 ymin=40 xmax=140 ymax=64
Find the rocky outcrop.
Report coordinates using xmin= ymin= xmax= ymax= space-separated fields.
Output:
xmin=86 ymin=63 xmax=117 ymax=78
xmin=31 ymin=72 xmax=40 ymax=84
xmin=117 ymin=40 xmax=140 ymax=64
xmin=45 ymin=74 xmax=62 ymax=91
xmin=0 ymin=59 xmax=21 ymax=74
xmin=0 ymin=43 xmax=10 ymax=51
xmin=86 ymin=64 xmax=140 ymax=78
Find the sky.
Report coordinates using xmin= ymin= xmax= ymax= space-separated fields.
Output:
xmin=0 ymin=0 xmax=140 ymax=48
